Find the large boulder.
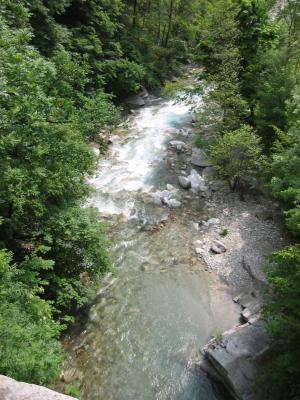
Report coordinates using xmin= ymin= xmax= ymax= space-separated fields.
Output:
xmin=189 ymin=169 xmax=208 ymax=193
xmin=0 ymin=375 xmax=77 ymax=400
xmin=191 ymin=147 xmax=211 ymax=167
xmin=124 ymin=94 xmax=146 ymax=108
xmin=201 ymin=319 xmax=269 ymax=400
xmin=178 ymin=176 xmax=191 ymax=190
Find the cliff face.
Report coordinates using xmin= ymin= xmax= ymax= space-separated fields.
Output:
xmin=0 ymin=375 xmax=77 ymax=400
xmin=200 ymin=319 xmax=269 ymax=400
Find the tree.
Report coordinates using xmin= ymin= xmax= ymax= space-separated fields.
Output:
xmin=209 ymin=124 xmax=263 ymax=192
xmin=196 ymin=0 xmax=248 ymax=132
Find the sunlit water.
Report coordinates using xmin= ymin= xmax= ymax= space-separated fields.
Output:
xmin=66 ymin=95 xmax=239 ymax=400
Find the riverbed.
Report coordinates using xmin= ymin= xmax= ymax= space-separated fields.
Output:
xmin=64 ymin=92 xmax=240 ymax=400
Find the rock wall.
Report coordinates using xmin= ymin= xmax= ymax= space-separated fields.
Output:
xmin=200 ymin=319 xmax=269 ymax=400
xmin=0 ymin=375 xmax=77 ymax=400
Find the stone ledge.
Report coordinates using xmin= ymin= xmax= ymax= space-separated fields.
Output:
xmin=0 ymin=375 xmax=77 ymax=400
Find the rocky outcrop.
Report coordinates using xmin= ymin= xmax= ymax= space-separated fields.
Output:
xmin=200 ymin=319 xmax=269 ymax=400
xmin=191 ymin=147 xmax=211 ymax=167
xmin=0 ymin=375 xmax=77 ymax=400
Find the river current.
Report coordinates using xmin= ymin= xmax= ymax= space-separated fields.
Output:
xmin=65 ymin=94 xmax=239 ymax=400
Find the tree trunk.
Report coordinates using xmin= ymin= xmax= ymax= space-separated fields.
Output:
xmin=164 ymin=0 xmax=175 ymax=47
xmin=133 ymin=0 xmax=138 ymax=28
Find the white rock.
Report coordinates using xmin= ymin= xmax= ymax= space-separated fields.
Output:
xmin=211 ymin=240 xmax=226 ymax=254
xmin=189 ymin=169 xmax=208 ymax=193
xmin=0 ymin=375 xmax=77 ymax=400
xmin=204 ymin=218 xmax=220 ymax=226
xmin=163 ymin=198 xmax=182 ymax=208
xmin=169 ymin=140 xmax=188 ymax=152
xmin=166 ymin=184 xmax=176 ymax=191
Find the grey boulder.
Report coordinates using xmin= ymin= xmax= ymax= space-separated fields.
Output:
xmin=201 ymin=319 xmax=269 ymax=400
xmin=191 ymin=147 xmax=211 ymax=167
xmin=178 ymin=176 xmax=191 ymax=189
xmin=189 ymin=169 xmax=208 ymax=193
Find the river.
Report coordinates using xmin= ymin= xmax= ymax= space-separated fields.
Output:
xmin=64 ymin=91 xmax=239 ymax=400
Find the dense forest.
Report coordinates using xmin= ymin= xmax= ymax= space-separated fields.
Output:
xmin=0 ymin=1 xmax=299 ymax=399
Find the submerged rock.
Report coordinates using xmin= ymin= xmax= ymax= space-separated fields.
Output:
xmin=0 ymin=375 xmax=77 ymax=400
xmin=201 ymin=319 xmax=269 ymax=400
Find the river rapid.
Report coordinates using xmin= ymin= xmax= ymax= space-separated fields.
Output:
xmin=64 ymin=91 xmax=239 ymax=400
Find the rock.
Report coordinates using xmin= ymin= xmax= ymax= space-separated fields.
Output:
xmin=191 ymin=147 xmax=211 ymax=167
xmin=169 ymin=140 xmax=188 ymax=153
xmin=151 ymin=193 xmax=163 ymax=206
xmin=62 ymin=367 xmax=78 ymax=384
xmin=140 ymin=209 xmax=170 ymax=231
xmin=201 ymin=319 xmax=269 ymax=400
xmin=195 ymin=247 xmax=204 ymax=255
xmin=191 ymin=222 xmax=199 ymax=231
xmin=138 ymin=86 xmax=149 ymax=98
xmin=204 ymin=218 xmax=220 ymax=226
xmin=166 ymin=184 xmax=176 ymax=191
xmin=162 ymin=198 xmax=182 ymax=209
xmin=210 ymin=180 xmax=224 ymax=192
xmin=191 ymin=113 xmax=197 ymax=123
xmin=202 ymin=166 xmax=213 ymax=178
xmin=0 ymin=374 xmax=77 ymax=400
xmin=255 ymin=209 xmax=273 ymax=221
xmin=108 ymin=135 xmax=121 ymax=145
xmin=189 ymin=169 xmax=208 ymax=193
xmin=89 ymin=142 xmax=100 ymax=157
xmin=242 ymin=256 xmax=268 ymax=285
xmin=124 ymin=94 xmax=146 ymax=108
xmin=211 ymin=240 xmax=226 ymax=254
xmin=178 ymin=176 xmax=191 ymax=190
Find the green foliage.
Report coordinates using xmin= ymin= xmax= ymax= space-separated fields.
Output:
xmin=196 ymin=0 xmax=248 ymax=132
xmin=0 ymin=250 xmax=64 ymax=384
xmin=256 ymin=245 xmax=300 ymax=400
xmin=209 ymin=125 xmax=263 ymax=191
xmin=220 ymin=228 xmax=229 ymax=237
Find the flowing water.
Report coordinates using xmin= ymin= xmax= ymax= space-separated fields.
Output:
xmin=65 ymin=94 xmax=239 ymax=400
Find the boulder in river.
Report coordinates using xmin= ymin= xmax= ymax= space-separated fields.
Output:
xmin=191 ymin=147 xmax=211 ymax=167
xmin=0 ymin=374 xmax=77 ymax=400
xmin=178 ymin=176 xmax=191 ymax=189
xmin=201 ymin=319 xmax=269 ymax=400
